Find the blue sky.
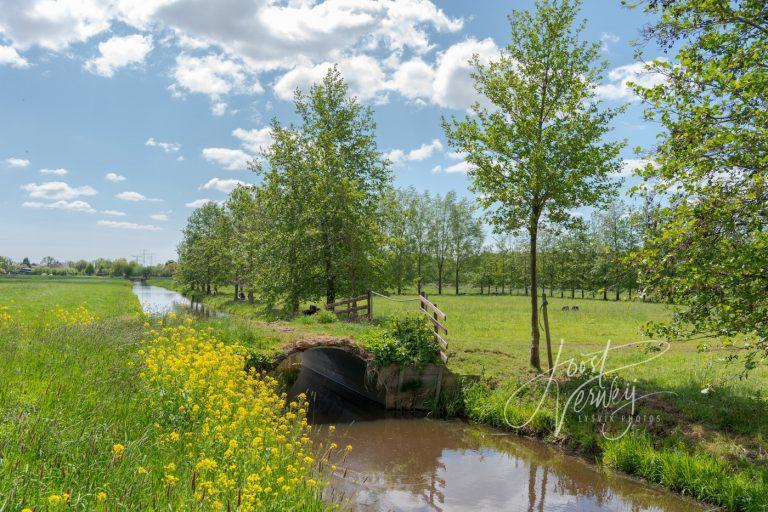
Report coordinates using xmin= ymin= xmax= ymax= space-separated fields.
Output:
xmin=0 ymin=0 xmax=664 ymax=263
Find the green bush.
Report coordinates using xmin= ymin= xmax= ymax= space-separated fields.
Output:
xmin=365 ymin=315 xmax=440 ymax=367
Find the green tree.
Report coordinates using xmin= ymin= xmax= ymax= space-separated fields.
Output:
xmin=629 ymin=0 xmax=768 ymax=371
xmin=443 ymin=0 xmax=624 ymax=370
xmin=253 ymin=66 xmax=391 ymax=311
xmin=449 ymin=198 xmax=484 ymax=295
xmin=429 ymin=192 xmax=455 ymax=295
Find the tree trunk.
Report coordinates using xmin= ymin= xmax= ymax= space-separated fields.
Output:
xmin=615 ymin=288 xmax=620 ymax=301
xmin=438 ymin=261 xmax=443 ymax=294
xmin=529 ymin=224 xmax=541 ymax=371
xmin=455 ymin=262 xmax=460 ymax=295
xmin=234 ymin=283 xmax=239 ymax=301
xmin=326 ymin=274 xmax=336 ymax=305
xmin=417 ymin=255 xmax=423 ymax=295
xmin=603 ymin=288 xmax=608 ymax=301
xmin=248 ymin=291 xmax=254 ymax=304
xmin=571 ymin=287 xmax=575 ymax=299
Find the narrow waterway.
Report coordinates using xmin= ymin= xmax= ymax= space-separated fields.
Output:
xmin=133 ymin=283 xmax=705 ymax=512
xmin=132 ymin=281 xmax=216 ymax=316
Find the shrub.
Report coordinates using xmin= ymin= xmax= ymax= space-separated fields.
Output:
xmin=365 ymin=315 xmax=440 ymax=367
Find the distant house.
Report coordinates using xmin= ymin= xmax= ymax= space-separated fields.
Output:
xmin=16 ymin=265 xmax=33 ymax=275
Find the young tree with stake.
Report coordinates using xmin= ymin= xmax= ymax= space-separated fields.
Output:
xmin=443 ymin=0 xmax=624 ymax=370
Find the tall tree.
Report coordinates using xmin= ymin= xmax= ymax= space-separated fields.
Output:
xmin=443 ymin=0 xmax=624 ymax=370
xmin=449 ymin=197 xmax=483 ymax=294
xmin=405 ymin=189 xmax=432 ymax=295
xmin=429 ymin=192 xmax=455 ymax=295
xmin=254 ymin=66 xmax=391 ymax=309
xmin=629 ymin=0 xmax=768 ymax=371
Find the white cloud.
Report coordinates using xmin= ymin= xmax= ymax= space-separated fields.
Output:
xmin=100 ymin=209 xmax=126 ymax=216
xmin=431 ymin=165 xmax=442 ymax=174
xmin=150 ymin=212 xmax=169 ymax=221
xmin=185 ymin=198 xmax=214 ymax=208
xmin=0 ymin=45 xmax=28 ymax=68
xmin=115 ymin=191 xmax=161 ymax=202
xmin=443 ymin=161 xmax=475 ymax=174
xmin=145 ymin=137 xmax=180 ymax=153
xmin=232 ymin=127 xmax=273 ymax=153
xmin=0 ymin=0 xmax=112 ymax=51
xmin=97 ymin=220 xmax=161 ymax=231
xmin=211 ymin=101 xmax=228 ymax=116
xmin=22 ymin=200 xmax=96 ymax=212
xmin=274 ymin=55 xmax=388 ymax=102
xmin=85 ymin=34 xmax=153 ymax=77
xmin=386 ymin=38 xmax=499 ymax=110
xmin=432 ymin=38 xmax=498 ymax=109
xmin=39 ymin=168 xmax=67 ymax=175
xmin=600 ymin=32 xmax=620 ymax=52
xmin=104 ymin=172 xmax=126 ymax=182
xmin=5 ymin=157 xmax=30 ymax=168
xmin=21 ymin=181 xmax=97 ymax=200
xmin=171 ymin=53 xmax=262 ymax=101
xmin=447 ymin=151 xmax=467 ymax=160
xmin=595 ymin=61 xmax=666 ymax=101
xmin=387 ymin=139 xmax=443 ymax=165
xmin=202 ymin=147 xmax=251 ymax=170
xmin=201 ymin=177 xmax=248 ymax=194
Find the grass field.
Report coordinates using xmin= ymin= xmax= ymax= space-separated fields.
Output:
xmin=0 ymin=277 xmax=332 ymax=511
xmin=9 ymin=276 xmax=766 ymax=510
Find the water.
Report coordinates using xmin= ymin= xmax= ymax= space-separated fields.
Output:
xmin=134 ymin=284 xmax=705 ymax=512
xmin=317 ymin=418 xmax=705 ymax=512
xmin=132 ymin=282 xmax=216 ymax=316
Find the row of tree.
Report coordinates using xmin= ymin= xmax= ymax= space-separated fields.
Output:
xmin=0 ymin=256 xmax=176 ymax=278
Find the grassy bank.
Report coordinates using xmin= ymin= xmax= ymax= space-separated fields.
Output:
xmin=0 ymin=277 xmax=335 ymax=510
xmin=149 ymin=279 xmax=768 ymax=511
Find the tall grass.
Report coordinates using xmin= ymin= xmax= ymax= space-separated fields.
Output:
xmin=0 ymin=279 xmax=337 ymax=510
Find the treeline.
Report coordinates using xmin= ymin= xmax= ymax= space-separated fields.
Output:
xmin=0 ymin=256 xmax=176 ymax=278
xmin=176 ymin=67 xmax=643 ymax=312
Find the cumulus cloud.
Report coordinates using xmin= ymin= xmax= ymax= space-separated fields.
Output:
xmin=274 ymin=55 xmax=388 ymax=102
xmin=600 ymin=32 xmax=620 ymax=52
xmin=115 ymin=191 xmax=161 ymax=202
xmin=232 ymin=127 xmax=273 ymax=154
xmin=145 ymin=137 xmax=180 ymax=153
xmin=22 ymin=200 xmax=96 ymax=212
xmin=200 ymin=177 xmax=249 ymax=194
xmin=185 ymin=198 xmax=215 ymax=208
xmin=171 ymin=53 xmax=262 ymax=102
xmin=104 ymin=172 xmax=126 ymax=182
xmin=39 ymin=168 xmax=68 ymax=175
xmin=5 ymin=157 xmax=30 ymax=168
xmin=21 ymin=181 xmax=97 ymax=200
xmin=0 ymin=45 xmax=28 ymax=68
xmin=202 ymin=147 xmax=251 ymax=170
xmin=0 ymin=0 xmax=112 ymax=51
xmin=97 ymin=220 xmax=161 ymax=231
xmin=85 ymin=34 xmax=153 ymax=77
xmin=150 ymin=212 xmax=170 ymax=221
xmin=595 ymin=61 xmax=666 ymax=101
xmin=387 ymin=139 xmax=443 ymax=165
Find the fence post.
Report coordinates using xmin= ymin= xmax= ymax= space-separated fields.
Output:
xmin=367 ymin=289 xmax=372 ymax=320
xmin=542 ymin=293 xmax=554 ymax=373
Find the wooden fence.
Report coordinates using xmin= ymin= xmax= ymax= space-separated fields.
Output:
xmin=325 ymin=290 xmax=372 ymax=321
xmin=419 ymin=291 xmax=449 ymax=364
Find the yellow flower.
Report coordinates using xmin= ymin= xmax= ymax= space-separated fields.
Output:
xmin=346 ymin=444 xmax=353 ymax=452
xmin=22 ymin=508 xmax=33 ymax=512
xmin=96 ymin=492 xmax=107 ymax=501
xmin=112 ymin=443 xmax=125 ymax=457
xmin=48 ymin=495 xmax=62 ymax=505
xmin=136 ymin=466 xmax=148 ymax=474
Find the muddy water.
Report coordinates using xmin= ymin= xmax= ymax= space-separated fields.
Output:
xmin=317 ymin=418 xmax=705 ymax=512
xmin=134 ymin=284 xmax=705 ymax=512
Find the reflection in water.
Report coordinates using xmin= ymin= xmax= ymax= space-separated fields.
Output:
xmin=132 ymin=282 xmax=216 ymax=316
xmin=317 ymin=419 xmax=705 ymax=512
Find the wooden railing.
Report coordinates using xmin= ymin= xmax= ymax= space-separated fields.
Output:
xmin=325 ymin=290 xmax=372 ymax=321
xmin=419 ymin=291 xmax=449 ymax=364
